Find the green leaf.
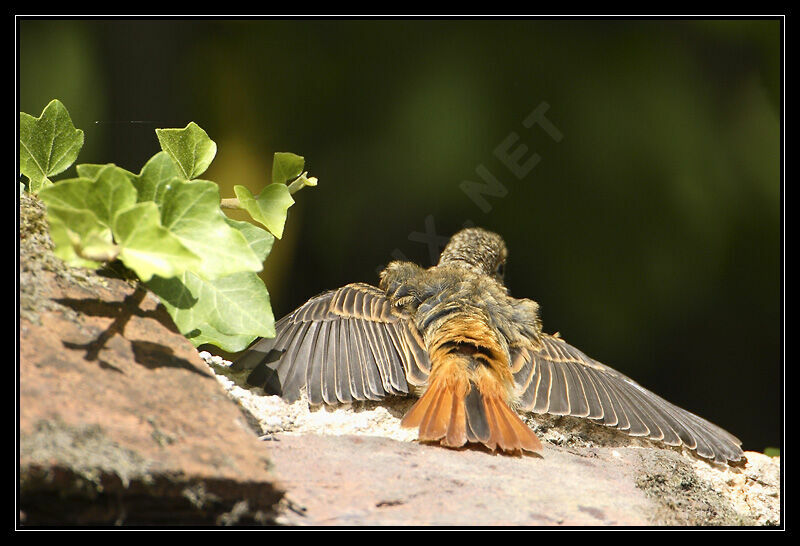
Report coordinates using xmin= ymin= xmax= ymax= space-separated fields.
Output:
xmin=148 ymin=271 xmax=275 ymax=352
xmin=159 ymin=179 xmax=263 ymax=278
xmin=234 ymin=183 xmax=295 ymax=239
xmin=84 ymin=165 xmax=138 ymax=227
xmin=132 ymin=151 xmax=183 ymax=204
xmin=37 ymin=176 xmax=94 ymax=211
xmin=184 ymin=322 xmax=259 ymax=353
xmin=155 ymin=122 xmax=217 ymax=180
xmin=224 ymin=217 xmax=274 ymax=262
xmin=76 ymin=163 xmax=135 ymax=182
xmin=145 ymin=274 xmax=198 ymax=310
xmin=39 ymin=165 xmax=133 ymax=217
xmin=271 ymin=152 xmax=305 ymax=185
xmin=113 ymin=202 xmax=201 ymax=282
xmin=38 ymin=175 xmax=123 ymax=267
xmin=19 ymin=99 xmax=84 ymax=193
xmin=40 ymin=165 xmax=137 ymax=226
xmin=44 ymin=206 xmax=113 ymax=268
xmin=76 ymin=164 xmax=107 ymax=180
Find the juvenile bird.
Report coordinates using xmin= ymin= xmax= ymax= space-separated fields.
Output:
xmin=232 ymin=227 xmax=743 ymax=464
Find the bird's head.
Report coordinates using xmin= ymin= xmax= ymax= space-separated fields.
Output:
xmin=438 ymin=227 xmax=508 ymax=282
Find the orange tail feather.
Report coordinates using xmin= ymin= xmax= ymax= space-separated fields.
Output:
xmin=402 ymin=376 xmax=541 ymax=454
xmin=443 ymin=387 xmax=468 ymax=448
xmin=420 ymin=381 xmax=452 ymax=440
xmin=402 ymin=319 xmax=541 ymax=454
xmin=484 ymin=395 xmax=542 ymax=453
xmin=401 ymin=378 xmax=463 ymax=444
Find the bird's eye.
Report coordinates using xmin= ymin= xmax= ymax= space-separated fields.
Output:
xmin=496 ymin=263 xmax=505 ymax=277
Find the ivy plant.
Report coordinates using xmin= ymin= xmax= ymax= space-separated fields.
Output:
xmin=19 ymin=99 xmax=317 ymax=352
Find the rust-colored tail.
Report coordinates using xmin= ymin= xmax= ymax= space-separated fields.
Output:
xmin=400 ymin=316 xmax=541 ymax=454
xmin=400 ymin=367 xmax=469 ymax=448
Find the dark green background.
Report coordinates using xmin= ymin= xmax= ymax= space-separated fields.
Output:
xmin=19 ymin=18 xmax=781 ymax=454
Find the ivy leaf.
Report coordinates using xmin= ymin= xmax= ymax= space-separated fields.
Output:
xmin=155 ymin=122 xmax=217 ymax=180
xmin=44 ymin=206 xmax=113 ymax=268
xmin=39 ymin=164 xmax=202 ymax=281
xmin=234 ymin=183 xmax=295 ymax=239
xmin=38 ymin=176 xmax=94 ymax=214
xmin=84 ymin=165 xmax=138 ymax=227
xmin=184 ymin=324 xmax=260 ymax=353
xmin=272 ymin=152 xmax=305 ymax=185
xmin=148 ymin=271 xmax=275 ymax=352
xmin=113 ymin=202 xmax=201 ymax=282
xmin=76 ymin=164 xmax=108 ymax=180
xmin=19 ymin=99 xmax=84 ymax=193
xmin=132 ymin=151 xmax=183 ymax=204
xmin=224 ymin=217 xmax=274 ymax=262
xmin=40 ymin=165 xmax=137 ymax=227
xmin=159 ymin=178 xmax=264 ymax=278
xmin=38 ymin=173 xmax=126 ymax=267
xmin=76 ymin=163 xmax=135 ymax=182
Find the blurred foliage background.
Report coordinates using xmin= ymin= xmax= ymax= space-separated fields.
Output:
xmin=19 ymin=18 xmax=781 ymax=454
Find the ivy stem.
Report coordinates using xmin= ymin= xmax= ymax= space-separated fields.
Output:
xmin=222 ymin=172 xmax=317 ymax=207
xmin=287 ymin=172 xmax=318 ymax=195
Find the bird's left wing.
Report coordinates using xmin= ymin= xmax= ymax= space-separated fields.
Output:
xmin=510 ymin=334 xmax=744 ymax=464
xmin=231 ymin=283 xmax=431 ymax=405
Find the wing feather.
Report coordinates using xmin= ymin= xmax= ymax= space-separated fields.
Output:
xmin=305 ymin=321 xmax=328 ymax=405
xmin=515 ymin=334 xmax=743 ymax=463
xmin=346 ymin=323 xmax=367 ymax=400
xmin=335 ymin=319 xmax=354 ymax=404
xmin=322 ymin=321 xmax=339 ymax=405
xmin=532 ymin=357 xmax=552 ymax=413
xmin=279 ymin=322 xmax=314 ymax=401
xmin=567 ymin=361 xmax=604 ymax=419
xmin=234 ymin=283 xmax=430 ymax=405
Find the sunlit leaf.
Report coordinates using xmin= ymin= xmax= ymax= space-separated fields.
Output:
xmin=132 ymin=151 xmax=183 ymax=205
xmin=113 ymin=202 xmax=201 ymax=282
xmin=224 ymin=217 xmax=274 ymax=262
xmin=38 ymin=175 xmax=123 ymax=267
xmin=44 ymin=207 xmax=112 ymax=268
xmin=148 ymin=271 xmax=275 ymax=352
xmin=156 ymin=122 xmax=217 ymax=180
xmin=272 ymin=152 xmax=305 ymax=185
xmin=234 ymin=183 xmax=295 ymax=239
xmin=19 ymin=99 xmax=84 ymax=193
xmin=159 ymin=178 xmax=263 ymax=278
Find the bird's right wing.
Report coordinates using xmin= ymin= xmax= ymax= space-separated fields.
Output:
xmin=511 ymin=334 xmax=744 ymax=464
xmin=231 ymin=283 xmax=431 ymax=405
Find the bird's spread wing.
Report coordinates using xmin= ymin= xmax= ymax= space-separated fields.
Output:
xmin=231 ymin=283 xmax=431 ymax=405
xmin=511 ymin=334 xmax=743 ymax=464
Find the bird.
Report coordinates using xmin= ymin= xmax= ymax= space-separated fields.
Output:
xmin=232 ymin=227 xmax=744 ymax=464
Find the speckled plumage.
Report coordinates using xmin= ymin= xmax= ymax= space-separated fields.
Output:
xmin=233 ymin=228 xmax=743 ymax=463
